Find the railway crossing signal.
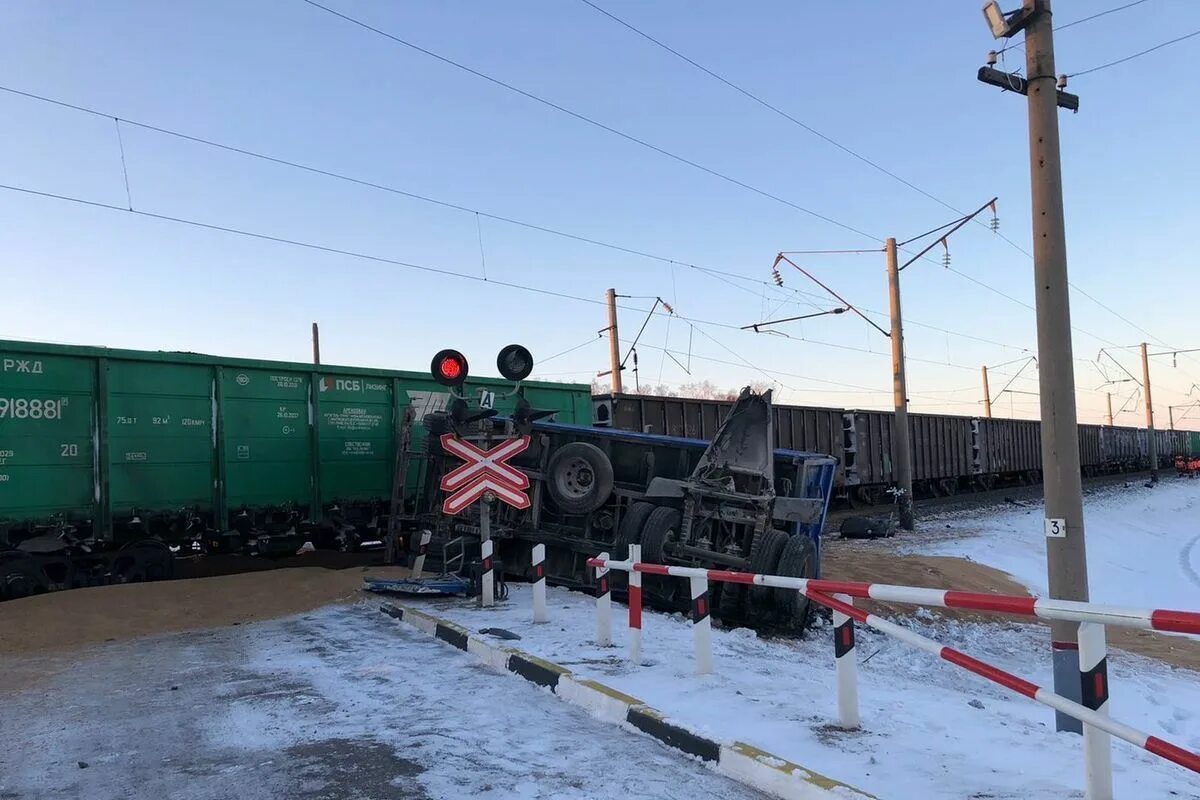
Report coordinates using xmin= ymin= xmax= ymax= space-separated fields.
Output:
xmin=440 ymin=435 xmax=529 ymax=491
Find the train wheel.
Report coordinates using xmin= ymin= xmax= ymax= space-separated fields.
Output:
xmin=1 ymin=554 xmax=48 ymax=600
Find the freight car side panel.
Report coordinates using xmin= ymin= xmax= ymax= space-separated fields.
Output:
xmin=316 ymin=373 xmax=394 ymax=503
xmin=105 ymin=361 xmax=214 ymax=515
xmin=0 ymin=351 xmax=96 ymax=522
xmin=221 ymin=368 xmax=312 ymax=514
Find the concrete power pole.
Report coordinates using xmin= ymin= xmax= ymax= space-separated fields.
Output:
xmin=605 ymin=288 xmax=623 ymax=394
xmin=1142 ymin=342 xmax=1158 ymax=482
xmin=885 ymin=237 xmax=914 ymax=531
xmin=1106 ymin=392 xmax=1114 ymax=427
xmin=1023 ymin=0 xmax=1089 ymax=733
xmin=311 ymin=322 xmax=321 ymax=365
xmin=982 ymin=365 xmax=993 ymax=419
xmin=1169 ymin=406 xmax=1175 ymax=431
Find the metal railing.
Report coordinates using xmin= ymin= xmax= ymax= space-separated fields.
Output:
xmin=586 ymin=553 xmax=1200 ymax=798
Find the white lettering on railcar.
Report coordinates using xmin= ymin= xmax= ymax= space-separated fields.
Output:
xmin=270 ymin=375 xmax=302 ymax=390
xmin=182 ymin=418 xmax=207 ymax=427
xmin=0 ymin=398 xmax=63 ymax=420
xmin=2 ymin=359 xmax=43 ymax=373
xmin=125 ymin=452 xmax=147 ymax=462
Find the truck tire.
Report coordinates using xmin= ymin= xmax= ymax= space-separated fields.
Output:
xmin=774 ymin=534 xmax=818 ymax=633
xmin=749 ymin=528 xmax=789 ymax=608
xmin=546 ymin=443 xmax=614 ymax=515
xmin=639 ymin=506 xmax=680 ymax=606
xmin=610 ymin=501 xmax=654 ymax=589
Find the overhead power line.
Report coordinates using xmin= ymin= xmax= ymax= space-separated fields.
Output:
xmin=1068 ymin=29 xmax=1200 ymax=78
xmin=576 ymin=1 xmax=1196 ymax=368
xmin=299 ymin=0 xmax=877 ymax=242
xmin=0 ymin=84 xmax=1036 ymax=360
xmin=997 ymin=0 xmax=1156 ymax=55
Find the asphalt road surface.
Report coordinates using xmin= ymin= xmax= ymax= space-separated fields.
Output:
xmin=0 ymin=602 xmax=766 ymax=800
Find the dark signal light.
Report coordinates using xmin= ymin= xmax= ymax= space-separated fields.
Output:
xmin=496 ymin=344 xmax=534 ymax=382
xmin=431 ymin=349 xmax=469 ymax=387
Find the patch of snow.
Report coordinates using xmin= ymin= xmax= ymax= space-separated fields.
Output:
xmin=420 ymin=484 xmax=1200 ymax=800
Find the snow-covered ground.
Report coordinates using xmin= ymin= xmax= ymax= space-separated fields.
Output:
xmin=418 ymin=481 xmax=1200 ymax=800
xmin=912 ymin=477 xmax=1200 ymax=610
xmin=0 ymin=605 xmax=768 ymax=800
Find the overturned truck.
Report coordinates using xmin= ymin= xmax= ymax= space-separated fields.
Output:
xmin=406 ymin=388 xmax=837 ymax=631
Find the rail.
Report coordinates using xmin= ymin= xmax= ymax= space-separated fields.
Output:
xmin=585 ymin=553 xmax=1200 ymax=798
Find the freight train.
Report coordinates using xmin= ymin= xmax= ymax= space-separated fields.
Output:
xmin=3 ymin=337 xmax=1194 ymax=601
xmin=593 ymin=393 xmax=1197 ymax=505
xmin=0 ymin=340 xmax=589 ymax=598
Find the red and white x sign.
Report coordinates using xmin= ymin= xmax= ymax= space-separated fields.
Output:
xmin=439 ymin=434 xmax=531 ymax=514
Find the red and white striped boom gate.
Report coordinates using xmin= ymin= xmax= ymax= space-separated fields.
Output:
xmin=586 ymin=555 xmax=1200 ymax=797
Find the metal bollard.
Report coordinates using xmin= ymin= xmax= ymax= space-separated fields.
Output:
xmin=481 ymin=538 xmax=495 ymax=608
xmin=832 ymin=592 xmax=861 ymax=729
xmin=532 ymin=543 xmax=548 ymax=623
xmin=628 ymin=544 xmax=643 ymax=665
xmin=689 ymin=575 xmax=712 ymax=674
xmin=595 ymin=552 xmax=612 ymax=646
xmin=1078 ymin=622 xmax=1113 ymax=800
xmin=411 ymin=530 xmax=432 ymax=576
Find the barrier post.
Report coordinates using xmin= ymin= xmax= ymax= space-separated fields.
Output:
xmin=480 ymin=538 xmax=495 ymax=607
xmin=595 ymin=551 xmax=612 ymax=646
xmin=411 ymin=530 xmax=432 ymax=576
xmin=1078 ymin=622 xmax=1113 ymax=800
xmin=832 ymin=592 xmax=861 ymax=729
xmin=689 ymin=575 xmax=713 ymax=675
xmin=628 ymin=544 xmax=643 ymax=665
xmin=532 ymin=543 xmax=548 ymax=623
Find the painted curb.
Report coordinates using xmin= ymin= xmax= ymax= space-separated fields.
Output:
xmin=378 ymin=601 xmax=876 ymax=800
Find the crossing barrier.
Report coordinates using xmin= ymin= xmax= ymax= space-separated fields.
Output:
xmin=587 ymin=553 xmax=1200 ymax=797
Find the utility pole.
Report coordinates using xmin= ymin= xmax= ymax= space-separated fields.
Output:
xmin=885 ymin=237 xmax=914 ymax=531
xmin=1023 ymin=0 xmax=1089 ymax=734
xmin=605 ymin=288 xmax=623 ymax=394
xmin=312 ymin=322 xmax=321 ymax=365
xmin=1142 ymin=342 xmax=1158 ymax=482
xmin=982 ymin=365 xmax=993 ymax=419
xmin=1169 ymin=406 xmax=1175 ymax=431
xmin=1106 ymin=393 xmax=1114 ymax=427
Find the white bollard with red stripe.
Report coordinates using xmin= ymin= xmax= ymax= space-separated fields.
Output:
xmin=532 ymin=543 xmax=548 ymax=624
xmin=1078 ymin=622 xmax=1113 ymax=800
xmin=411 ymin=530 xmax=432 ymax=576
xmin=628 ymin=544 xmax=643 ymax=665
xmin=595 ymin=551 xmax=612 ymax=646
xmin=480 ymin=538 xmax=495 ymax=608
xmin=690 ymin=575 xmax=713 ymax=675
xmin=832 ymin=592 xmax=860 ymax=729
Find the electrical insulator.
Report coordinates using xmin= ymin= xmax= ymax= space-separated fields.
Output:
xmin=986 ymin=50 xmax=998 ymax=66
xmin=990 ymin=214 xmax=1000 ymax=232
xmin=940 ymin=238 xmax=951 ymax=268
xmin=771 ymin=266 xmax=783 ymax=287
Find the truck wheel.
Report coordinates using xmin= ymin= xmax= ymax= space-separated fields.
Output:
xmin=1 ymin=555 xmax=48 ymax=600
xmin=610 ymin=501 xmax=654 ymax=589
xmin=774 ymin=535 xmax=818 ymax=633
xmin=749 ymin=529 xmax=789 ymax=608
xmin=639 ymin=506 xmax=680 ymax=606
xmin=546 ymin=443 xmax=614 ymax=515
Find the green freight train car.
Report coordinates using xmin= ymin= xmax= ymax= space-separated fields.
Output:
xmin=0 ymin=339 xmax=590 ymax=553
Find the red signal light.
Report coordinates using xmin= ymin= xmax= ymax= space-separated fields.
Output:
xmin=438 ymin=357 xmax=462 ymax=381
xmin=431 ymin=349 xmax=469 ymax=387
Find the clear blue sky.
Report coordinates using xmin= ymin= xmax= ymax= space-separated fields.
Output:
xmin=1 ymin=1 xmax=1197 ymax=426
